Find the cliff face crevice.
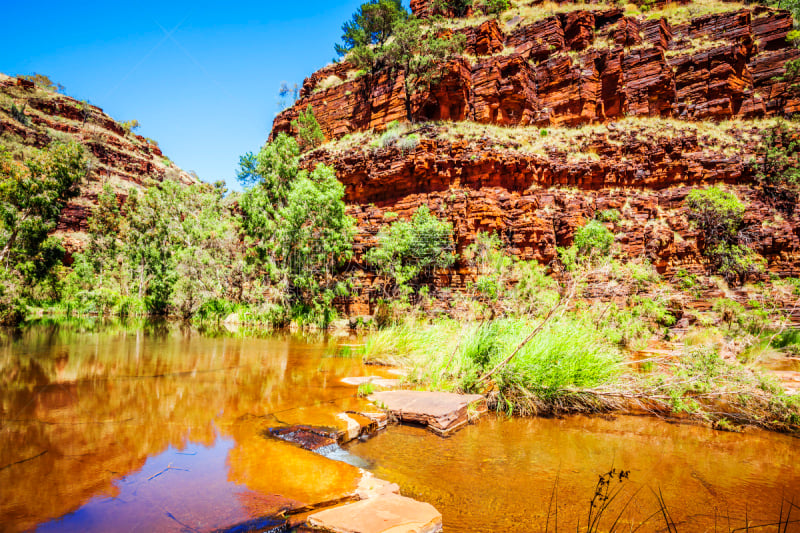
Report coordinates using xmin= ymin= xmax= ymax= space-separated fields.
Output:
xmin=273 ymin=7 xmax=798 ymax=140
xmin=0 ymin=74 xmax=196 ymax=249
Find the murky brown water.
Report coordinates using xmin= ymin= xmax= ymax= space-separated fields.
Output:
xmin=3 ymin=321 xmax=800 ymax=532
xmin=0 ymin=320 xmax=379 ymax=533
xmin=347 ymin=414 xmax=800 ymax=532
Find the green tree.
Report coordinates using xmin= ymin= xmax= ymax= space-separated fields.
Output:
xmin=574 ymin=220 xmax=614 ymax=257
xmin=335 ymin=0 xmax=407 ymax=58
xmin=686 ymin=187 xmax=762 ymax=284
xmin=686 ymin=187 xmax=745 ymax=247
xmin=0 ymin=141 xmax=86 ymax=324
xmin=365 ymin=205 xmax=455 ymax=296
xmin=291 ymin=105 xmax=325 ymax=151
xmin=754 ymin=119 xmax=800 ymax=192
xmin=433 ymin=0 xmax=473 ymax=16
xmin=239 ymin=133 xmax=355 ymax=326
xmin=378 ymin=17 xmax=466 ymax=121
xmin=122 ymin=178 xmax=243 ymax=316
xmin=0 ymin=142 xmax=85 ymax=270
xmin=474 ymin=0 xmax=510 ymax=15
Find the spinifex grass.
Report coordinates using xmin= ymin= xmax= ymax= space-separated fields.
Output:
xmin=362 ymin=316 xmax=623 ymax=415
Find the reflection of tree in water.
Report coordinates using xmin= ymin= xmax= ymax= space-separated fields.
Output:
xmin=0 ymin=322 xmax=369 ymax=532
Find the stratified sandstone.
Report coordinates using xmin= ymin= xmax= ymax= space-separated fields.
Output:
xmin=298 ymin=119 xmax=799 ymax=314
xmin=273 ymin=7 xmax=798 ymax=140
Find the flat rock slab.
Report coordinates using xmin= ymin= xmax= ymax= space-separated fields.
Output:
xmin=369 ymin=391 xmax=486 ymax=436
xmin=308 ymin=493 xmax=442 ymax=533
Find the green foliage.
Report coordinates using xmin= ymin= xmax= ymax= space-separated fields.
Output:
xmin=18 ymin=73 xmax=65 ymax=93
xmin=9 ymin=103 xmax=29 ymax=126
xmin=0 ymin=141 xmax=87 ymax=324
xmin=335 ymin=0 xmax=408 ymax=58
xmin=474 ymin=0 xmax=510 ymax=15
xmin=674 ymin=268 xmax=698 ymax=290
xmin=686 ymin=186 xmax=745 ymax=244
xmin=239 ymin=134 xmax=355 ymax=327
xmin=357 ymin=382 xmax=376 ymax=396
xmin=464 ymin=231 xmax=557 ymax=316
xmin=462 ymin=321 xmax=503 ymax=368
xmin=596 ymin=208 xmax=621 ymax=223
xmin=57 ymin=175 xmax=243 ymax=319
xmin=712 ymin=297 xmax=770 ymax=335
xmin=558 ymin=220 xmax=615 ymax=270
xmin=120 ymin=119 xmax=140 ymax=134
xmin=378 ymin=17 xmax=466 ymax=121
xmin=291 ymin=105 xmax=325 ymax=151
xmin=433 ymin=0 xmax=473 ymax=16
xmin=366 ymin=205 xmax=455 ymax=296
xmin=574 ymin=220 xmax=614 ymax=256
xmin=686 ymin=186 xmax=761 ymax=284
xmin=0 ymin=142 xmax=85 ymax=276
xmin=754 ymin=119 xmax=800 ymax=189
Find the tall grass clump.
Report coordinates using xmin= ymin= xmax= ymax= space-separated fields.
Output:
xmin=362 ymin=316 xmax=622 ymax=414
xmin=489 ymin=317 xmax=622 ymax=414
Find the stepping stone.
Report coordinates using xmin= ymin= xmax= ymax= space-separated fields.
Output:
xmin=369 ymin=391 xmax=486 ymax=436
xmin=308 ymin=493 xmax=442 ymax=533
xmin=268 ymin=425 xmax=338 ymax=452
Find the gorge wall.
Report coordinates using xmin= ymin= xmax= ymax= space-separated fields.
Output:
xmin=273 ymin=5 xmax=798 ymax=137
xmin=277 ymin=2 xmax=800 ymax=314
xmin=0 ymin=73 xmax=196 ymax=251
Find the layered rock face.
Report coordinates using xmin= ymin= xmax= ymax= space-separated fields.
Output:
xmin=303 ymin=122 xmax=799 ymax=291
xmin=273 ymin=6 xmax=798 ymax=139
xmin=0 ymin=74 xmax=196 ymax=249
xmin=272 ymin=3 xmax=800 ymax=315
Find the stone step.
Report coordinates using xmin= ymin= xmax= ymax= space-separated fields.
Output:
xmin=369 ymin=390 xmax=486 ymax=436
xmin=307 ymin=493 xmax=443 ymax=533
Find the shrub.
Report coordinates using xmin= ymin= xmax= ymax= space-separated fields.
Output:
xmin=754 ymin=119 xmax=800 ymax=198
xmin=686 ymin=187 xmax=744 ymax=243
xmin=686 ymin=187 xmax=761 ymax=284
xmin=9 ymin=103 xmax=29 ymax=125
xmin=475 ymin=0 xmax=510 ymax=15
xmin=291 ymin=105 xmax=325 ymax=151
xmin=120 ymin=119 xmax=140 ymax=134
xmin=574 ymin=220 xmax=614 ymax=257
xmin=366 ymin=205 xmax=455 ymax=296
xmin=18 ymin=73 xmax=65 ymax=93
xmin=596 ymin=209 xmax=621 ymax=223
xmin=396 ymin=133 xmax=420 ymax=152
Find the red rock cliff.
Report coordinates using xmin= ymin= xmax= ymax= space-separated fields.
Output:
xmin=273 ymin=6 xmax=798 ymax=139
xmin=0 ymin=73 xmax=197 ymax=250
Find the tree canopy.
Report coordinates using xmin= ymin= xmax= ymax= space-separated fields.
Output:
xmin=334 ymin=0 xmax=408 ymax=58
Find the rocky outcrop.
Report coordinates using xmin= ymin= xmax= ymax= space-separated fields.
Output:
xmin=0 ymin=73 xmax=196 ymax=249
xmin=273 ymin=7 xmax=798 ymax=139
xmin=298 ymin=120 xmax=800 ymax=314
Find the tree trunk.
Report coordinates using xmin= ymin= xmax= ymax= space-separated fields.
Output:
xmin=403 ymin=75 xmax=413 ymax=122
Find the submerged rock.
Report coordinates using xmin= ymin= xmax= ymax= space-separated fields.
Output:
xmin=307 ymin=493 xmax=443 ymax=533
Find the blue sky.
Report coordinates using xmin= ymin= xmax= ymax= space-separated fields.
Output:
xmin=0 ymin=0 xmax=379 ymax=190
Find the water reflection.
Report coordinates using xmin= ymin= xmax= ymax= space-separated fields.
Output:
xmin=347 ymin=414 xmax=800 ymax=532
xmin=0 ymin=320 xmax=374 ymax=532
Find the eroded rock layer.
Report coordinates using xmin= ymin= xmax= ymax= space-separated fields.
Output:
xmin=301 ymin=120 xmax=799 ymax=314
xmin=0 ymin=74 xmax=196 ymax=249
xmin=273 ymin=7 xmax=798 ymax=140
